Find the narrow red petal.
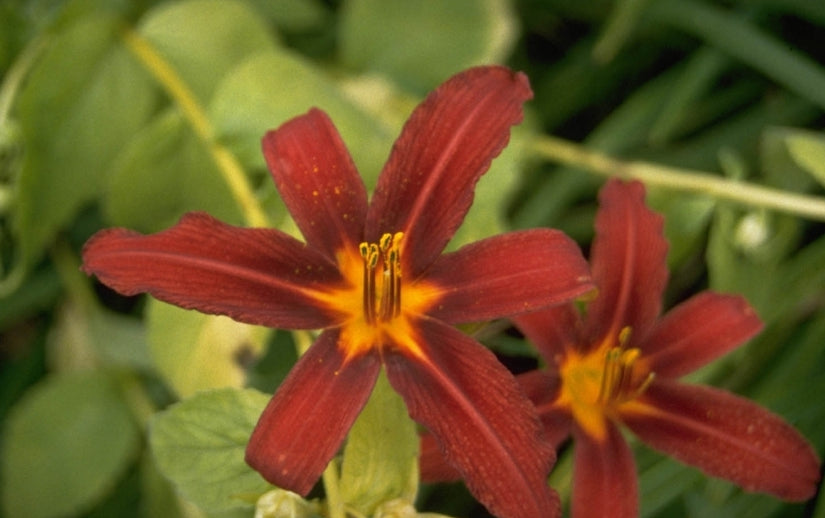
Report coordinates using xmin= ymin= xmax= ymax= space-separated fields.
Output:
xmin=246 ymin=330 xmax=381 ymax=494
xmin=424 ymin=229 xmax=592 ymax=324
xmin=81 ymin=212 xmax=342 ymax=329
xmin=366 ymin=66 xmax=533 ymax=273
xmin=384 ymin=317 xmax=560 ymax=518
xmin=517 ymin=370 xmax=574 ymax=449
xmin=262 ymin=108 xmax=368 ymax=259
xmin=571 ymin=423 xmax=639 ymax=518
xmin=513 ymin=304 xmax=581 ymax=365
xmin=640 ymin=292 xmax=763 ymax=378
xmin=623 ymin=380 xmax=821 ymax=500
xmin=420 ymin=371 xmax=572 ymax=484
xmin=584 ymin=179 xmax=668 ymax=349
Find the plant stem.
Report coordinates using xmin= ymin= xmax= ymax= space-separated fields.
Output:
xmin=322 ymin=459 xmax=346 ymax=518
xmin=531 ymin=134 xmax=825 ymax=221
xmin=120 ymin=28 xmax=269 ymax=229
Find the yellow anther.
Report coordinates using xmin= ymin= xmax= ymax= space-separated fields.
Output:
xmin=379 ymin=232 xmax=394 ymax=251
xmin=358 ymin=232 xmax=405 ymax=324
xmin=618 ymin=326 xmax=632 ymax=346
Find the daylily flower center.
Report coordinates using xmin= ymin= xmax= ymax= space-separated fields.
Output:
xmin=329 ymin=232 xmax=439 ymax=361
xmin=559 ymin=327 xmax=655 ymax=439
xmin=359 ymin=232 xmax=404 ymax=324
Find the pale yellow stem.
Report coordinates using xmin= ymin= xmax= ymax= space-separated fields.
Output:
xmin=532 ymin=134 xmax=825 ymax=221
xmin=120 ymin=28 xmax=269 ymax=228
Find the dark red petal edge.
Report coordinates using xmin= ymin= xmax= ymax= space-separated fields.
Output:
xmin=584 ymin=179 xmax=669 ymax=349
xmin=513 ymin=304 xmax=581 ymax=365
xmin=81 ymin=212 xmax=341 ymax=329
xmin=424 ymin=228 xmax=593 ymax=324
xmin=517 ymin=370 xmax=573 ymax=449
xmin=262 ymin=108 xmax=368 ymax=259
xmin=245 ymin=330 xmax=381 ymax=495
xmin=641 ymin=291 xmax=763 ymax=378
xmin=419 ymin=432 xmax=462 ymax=483
xmin=623 ymin=380 xmax=821 ymax=500
xmin=366 ymin=66 xmax=533 ymax=272
xmin=571 ymin=423 xmax=639 ymax=518
xmin=384 ymin=317 xmax=560 ymax=518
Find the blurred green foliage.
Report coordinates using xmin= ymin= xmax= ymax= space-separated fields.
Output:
xmin=1 ymin=0 xmax=824 ymax=517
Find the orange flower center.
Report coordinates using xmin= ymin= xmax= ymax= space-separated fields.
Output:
xmin=322 ymin=232 xmax=441 ymax=362
xmin=557 ymin=327 xmax=655 ymax=440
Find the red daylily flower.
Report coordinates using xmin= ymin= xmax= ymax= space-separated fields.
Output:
xmin=421 ymin=179 xmax=821 ymax=517
xmin=81 ymin=66 xmax=595 ymax=518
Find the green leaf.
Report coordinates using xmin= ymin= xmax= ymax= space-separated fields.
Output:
xmin=48 ymin=299 xmax=152 ymax=372
xmin=1 ymin=371 xmax=140 ymax=518
xmin=147 ymin=299 xmax=269 ymax=399
xmin=247 ymin=0 xmax=329 ymax=32
xmin=780 ymin=129 xmax=825 ymax=189
xmin=138 ymin=0 xmax=278 ymax=104
xmin=149 ymin=387 xmax=272 ymax=514
xmin=339 ymin=0 xmax=518 ymax=90
xmin=646 ymin=187 xmax=716 ymax=268
xmin=339 ymin=370 xmax=418 ymax=516
xmin=13 ymin=12 xmax=156 ymax=268
xmin=105 ymin=110 xmax=244 ymax=232
xmin=209 ymin=49 xmax=395 ymax=188
xmin=448 ymin=128 xmax=529 ymax=251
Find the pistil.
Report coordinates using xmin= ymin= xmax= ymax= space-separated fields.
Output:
xmin=359 ymin=232 xmax=404 ymax=324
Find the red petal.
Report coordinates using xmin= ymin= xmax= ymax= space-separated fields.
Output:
xmin=425 ymin=229 xmax=592 ymax=324
xmin=420 ymin=370 xmax=572 ymax=483
xmin=419 ymin=432 xmax=462 ymax=483
xmin=517 ymin=370 xmax=573 ymax=449
xmin=245 ymin=330 xmax=381 ymax=494
xmin=584 ymin=179 xmax=668 ymax=349
xmin=571 ymin=423 xmax=638 ymax=518
xmin=262 ymin=108 xmax=368 ymax=259
xmin=384 ymin=317 xmax=560 ymax=518
xmin=622 ymin=380 xmax=821 ymax=500
xmin=81 ymin=212 xmax=340 ymax=329
xmin=366 ymin=66 xmax=533 ymax=273
xmin=640 ymin=292 xmax=763 ymax=378
xmin=513 ymin=304 xmax=581 ymax=364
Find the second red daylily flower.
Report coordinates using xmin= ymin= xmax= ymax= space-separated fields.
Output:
xmin=82 ymin=66 xmax=594 ymax=518
xmin=421 ymin=179 xmax=821 ymax=517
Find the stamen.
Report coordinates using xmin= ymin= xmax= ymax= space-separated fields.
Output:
xmin=358 ymin=232 xmax=404 ymax=324
xmin=596 ymin=327 xmax=653 ymax=405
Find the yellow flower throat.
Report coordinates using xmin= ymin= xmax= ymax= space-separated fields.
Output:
xmin=558 ymin=327 xmax=655 ymax=440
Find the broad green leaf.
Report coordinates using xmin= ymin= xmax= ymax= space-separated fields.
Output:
xmin=105 ymin=110 xmax=244 ymax=233
xmin=138 ymin=0 xmax=278 ymax=104
xmin=247 ymin=0 xmax=329 ymax=31
xmin=13 ymin=12 xmax=156 ymax=268
xmin=339 ymin=0 xmax=518 ymax=91
xmin=147 ymin=299 xmax=269 ymax=399
xmin=209 ymin=49 xmax=395 ymax=188
xmin=339 ymin=371 xmax=418 ymax=515
xmin=48 ymin=301 xmax=151 ymax=372
xmin=1 ymin=371 xmax=140 ymax=518
xmin=149 ymin=387 xmax=272 ymax=514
